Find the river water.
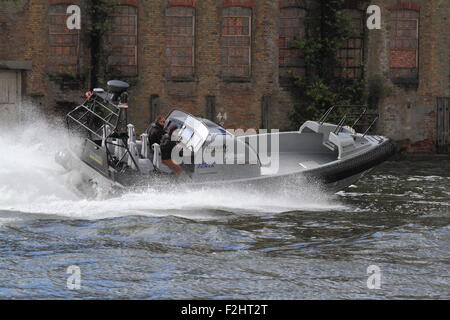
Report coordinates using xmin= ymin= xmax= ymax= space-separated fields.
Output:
xmin=0 ymin=114 xmax=448 ymax=299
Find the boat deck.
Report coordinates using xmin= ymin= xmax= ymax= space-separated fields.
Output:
xmin=260 ymin=152 xmax=337 ymax=176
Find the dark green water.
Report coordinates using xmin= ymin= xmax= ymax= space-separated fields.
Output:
xmin=0 ymin=160 xmax=449 ymax=299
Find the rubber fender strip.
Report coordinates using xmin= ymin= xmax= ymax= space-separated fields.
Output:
xmin=303 ymin=139 xmax=396 ymax=184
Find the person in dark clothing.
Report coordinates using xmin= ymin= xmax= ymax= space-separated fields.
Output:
xmin=146 ymin=116 xmax=166 ymax=147
xmin=160 ymin=125 xmax=183 ymax=176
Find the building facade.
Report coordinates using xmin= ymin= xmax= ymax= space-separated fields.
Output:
xmin=0 ymin=0 xmax=449 ymax=153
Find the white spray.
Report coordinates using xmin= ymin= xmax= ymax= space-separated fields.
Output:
xmin=0 ymin=104 xmax=345 ymax=221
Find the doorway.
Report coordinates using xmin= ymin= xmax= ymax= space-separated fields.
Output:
xmin=436 ymin=97 xmax=449 ymax=154
xmin=0 ymin=70 xmax=22 ymax=126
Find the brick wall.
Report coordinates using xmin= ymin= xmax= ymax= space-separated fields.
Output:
xmin=129 ymin=0 xmax=293 ymax=132
xmin=0 ymin=0 xmax=448 ymax=153
xmin=368 ymin=0 xmax=449 ymax=153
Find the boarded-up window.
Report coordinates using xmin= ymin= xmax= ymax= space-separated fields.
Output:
xmin=108 ymin=5 xmax=138 ymax=76
xmin=48 ymin=4 xmax=80 ymax=74
xmin=336 ymin=9 xmax=364 ymax=79
xmin=165 ymin=6 xmax=195 ymax=80
xmin=389 ymin=10 xmax=419 ymax=81
xmin=221 ymin=6 xmax=252 ymax=80
xmin=279 ymin=7 xmax=306 ymax=85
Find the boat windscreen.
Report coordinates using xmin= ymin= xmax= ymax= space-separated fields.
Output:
xmin=201 ymin=118 xmax=231 ymax=136
xmin=166 ymin=110 xmax=210 ymax=152
xmin=180 ymin=126 xmax=194 ymax=144
xmin=182 ymin=116 xmax=209 ymax=152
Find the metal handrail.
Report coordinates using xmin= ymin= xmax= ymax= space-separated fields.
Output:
xmin=334 ymin=115 xmax=348 ymax=134
xmin=318 ymin=105 xmax=380 ymax=136
xmin=351 ymin=108 xmax=367 ymax=128
xmin=362 ymin=115 xmax=379 ymax=138
xmin=82 ymin=105 xmax=117 ymax=129
xmin=66 ymin=94 xmax=121 ymax=140
xmin=66 ymin=114 xmax=103 ymax=140
xmin=333 ymin=112 xmax=368 ymax=134
xmin=319 ymin=104 xmax=367 ymax=124
xmin=65 ymin=90 xmax=141 ymax=174
xmin=67 ymin=106 xmax=117 ymax=140
xmin=319 ymin=105 xmax=367 ymax=124
xmin=104 ymin=137 xmax=141 ymax=173
xmin=92 ymin=96 xmax=120 ymax=118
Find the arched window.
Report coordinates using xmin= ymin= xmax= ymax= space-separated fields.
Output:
xmin=108 ymin=5 xmax=138 ymax=77
xmin=165 ymin=6 xmax=195 ymax=80
xmin=221 ymin=5 xmax=252 ymax=80
xmin=48 ymin=4 xmax=80 ymax=75
xmin=279 ymin=6 xmax=306 ymax=85
xmin=389 ymin=9 xmax=419 ymax=82
xmin=336 ymin=9 xmax=364 ymax=79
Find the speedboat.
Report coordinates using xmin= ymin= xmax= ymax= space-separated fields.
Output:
xmin=55 ymin=80 xmax=395 ymax=195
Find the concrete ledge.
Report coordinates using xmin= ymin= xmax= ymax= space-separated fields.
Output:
xmin=0 ymin=60 xmax=32 ymax=70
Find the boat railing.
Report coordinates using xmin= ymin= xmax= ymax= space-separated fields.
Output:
xmin=319 ymin=105 xmax=367 ymax=124
xmin=66 ymin=93 xmax=141 ymax=172
xmin=319 ymin=105 xmax=380 ymax=139
xmin=103 ymin=133 xmax=141 ymax=173
xmin=66 ymin=93 xmax=120 ymax=141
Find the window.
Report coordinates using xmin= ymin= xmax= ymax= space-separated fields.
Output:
xmin=389 ymin=9 xmax=419 ymax=81
xmin=108 ymin=5 xmax=138 ymax=77
xmin=335 ymin=9 xmax=364 ymax=79
xmin=48 ymin=4 xmax=80 ymax=74
xmin=165 ymin=6 xmax=195 ymax=80
xmin=279 ymin=7 xmax=306 ymax=85
xmin=221 ymin=6 xmax=252 ymax=80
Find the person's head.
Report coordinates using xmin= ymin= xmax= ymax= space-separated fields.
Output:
xmin=156 ymin=116 xmax=165 ymax=127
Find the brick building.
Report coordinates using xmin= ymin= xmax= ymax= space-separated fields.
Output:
xmin=0 ymin=0 xmax=449 ymax=153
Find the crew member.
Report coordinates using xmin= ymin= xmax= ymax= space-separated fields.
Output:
xmin=146 ymin=116 xmax=166 ymax=147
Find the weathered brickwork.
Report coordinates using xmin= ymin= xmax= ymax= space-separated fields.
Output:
xmin=368 ymin=0 xmax=449 ymax=153
xmin=107 ymin=4 xmax=139 ymax=77
xmin=0 ymin=0 xmax=449 ymax=153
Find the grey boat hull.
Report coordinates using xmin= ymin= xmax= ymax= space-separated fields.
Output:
xmin=59 ymin=86 xmax=395 ymax=197
xmin=56 ymin=136 xmax=395 ymax=196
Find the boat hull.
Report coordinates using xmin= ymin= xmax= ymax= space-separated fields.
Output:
xmin=56 ymin=138 xmax=395 ymax=196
